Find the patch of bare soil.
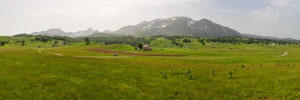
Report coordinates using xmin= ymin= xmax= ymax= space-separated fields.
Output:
xmin=54 ymin=53 xmax=62 ymax=56
xmin=85 ymin=49 xmax=187 ymax=56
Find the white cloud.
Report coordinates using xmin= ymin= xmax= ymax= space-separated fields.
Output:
xmin=104 ymin=0 xmax=204 ymax=6
xmin=28 ymin=8 xmax=87 ymax=16
xmin=221 ymin=9 xmax=241 ymax=14
xmin=96 ymin=5 xmax=134 ymax=16
xmin=267 ymin=0 xmax=300 ymax=11
xmin=268 ymin=0 xmax=295 ymax=7
xmin=26 ymin=0 xmax=207 ymax=17
xmin=250 ymin=6 xmax=283 ymax=21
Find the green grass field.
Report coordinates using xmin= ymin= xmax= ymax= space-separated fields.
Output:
xmin=1 ymin=36 xmax=300 ymax=99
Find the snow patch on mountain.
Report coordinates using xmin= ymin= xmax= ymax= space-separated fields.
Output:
xmin=222 ymin=28 xmax=228 ymax=34
xmin=172 ymin=18 xmax=177 ymax=21
xmin=161 ymin=23 xmax=167 ymax=28
xmin=188 ymin=21 xmax=195 ymax=28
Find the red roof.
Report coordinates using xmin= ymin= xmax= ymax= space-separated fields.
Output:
xmin=143 ymin=44 xmax=150 ymax=47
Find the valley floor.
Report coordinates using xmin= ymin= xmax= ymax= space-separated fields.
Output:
xmin=1 ymin=42 xmax=300 ymax=99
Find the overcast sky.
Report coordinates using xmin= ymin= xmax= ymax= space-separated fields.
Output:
xmin=0 ymin=0 xmax=299 ymax=39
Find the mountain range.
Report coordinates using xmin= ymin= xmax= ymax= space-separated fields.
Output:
xmin=243 ymin=34 xmax=297 ymax=41
xmin=30 ymin=16 xmax=297 ymax=41
xmin=31 ymin=28 xmax=97 ymax=37
xmin=116 ymin=16 xmax=243 ymax=37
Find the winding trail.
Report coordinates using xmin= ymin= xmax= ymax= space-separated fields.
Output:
xmin=275 ymin=52 xmax=288 ymax=57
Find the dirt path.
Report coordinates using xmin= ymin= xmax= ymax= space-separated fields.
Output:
xmin=38 ymin=49 xmax=62 ymax=56
xmin=85 ymin=49 xmax=187 ymax=56
xmin=54 ymin=53 xmax=62 ymax=56
xmin=275 ymin=52 xmax=288 ymax=57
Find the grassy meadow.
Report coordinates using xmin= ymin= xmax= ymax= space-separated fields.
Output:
xmin=1 ymin=36 xmax=300 ymax=99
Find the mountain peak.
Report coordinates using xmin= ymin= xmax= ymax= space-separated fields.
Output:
xmin=87 ymin=28 xmax=95 ymax=31
xmin=116 ymin=16 xmax=242 ymax=37
xmin=46 ymin=28 xmax=63 ymax=31
xmin=199 ymin=18 xmax=213 ymax=23
xmin=168 ymin=16 xmax=192 ymax=21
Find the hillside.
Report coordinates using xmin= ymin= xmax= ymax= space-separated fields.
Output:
xmin=31 ymin=28 xmax=96 ymax=37
xmin=243 ymin=34 xmax=298 ymax=41
xmin=116 ymin=16 xmax=243 ymax=37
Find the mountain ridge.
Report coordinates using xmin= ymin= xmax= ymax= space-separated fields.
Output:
xmin=243 ymin=34 xmax=297 ymax=41
xmin=28 ymin=16 xmax=298 ymax=41
xmin=31 ymin=28 xmax=97 ymax=37
xmin=115 ymin=16 xmax=243 ymax=37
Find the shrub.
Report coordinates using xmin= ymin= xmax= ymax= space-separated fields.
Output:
xmin=163 ymin=73 xmax=167 ymax=79
xmin=138 ymin=43 xmax=143 ymax=49
xmin=229 ymin=71 xmax=233 ymax=78
xmin=187 ymin=69 xmax=191 ymax=75
xmin=21 ymin=39 xmax=25 ymax=46
xmin=212 ymin=69 xmax=215 ymax=75
xmin=0 ymin=41 xmax=5 ymax=46
xmin=188 ymin=73 xmax=195 ymax=80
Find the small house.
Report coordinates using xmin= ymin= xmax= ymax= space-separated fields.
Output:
xmin=142 ymin=44 xmax=152 ymax=51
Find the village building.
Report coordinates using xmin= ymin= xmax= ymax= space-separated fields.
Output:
xmin=142 ymin=44 xmax=152 ymax=51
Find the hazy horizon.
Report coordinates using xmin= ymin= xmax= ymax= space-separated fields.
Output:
xmin=1 ymin=0 xmax=299 ymax=39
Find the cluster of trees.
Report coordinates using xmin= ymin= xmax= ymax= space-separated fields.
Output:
xmin=171 ymin=39 xmax=184 ymax=48
xmin=13 ymin=34 xmax=78 ymax=43
xmin=164 ymin=35 xmax=184 ymax=40
xmin=171 ymin=39 xmax=179 ymax=45
xmin=198 ymin=39 xmax=205 ymax=46
xmin=35 ymin=35 xmax=52 ymax=42
xmin=80 ymin=35 xmax=156 ymax=47
xmin=13 ymin=33 xmax=34 ymax=37
xmin=197 ymin=37 xmax=299 ymax=45
xmin=0 ymin=40 xmax=8 ymax=46
xmin=11 ymin=34 xmax=300 ymax=46
xmin=34 ymin=35 xmax=78 ymax=43
xmin=166 ymin=36 xmax=300 ymax=47
xmin=183 ymin=39 xmax=192 ymax=43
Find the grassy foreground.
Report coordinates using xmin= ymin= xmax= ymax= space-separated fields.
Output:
xmin=1 ymin=37 xmax=300 ymax=99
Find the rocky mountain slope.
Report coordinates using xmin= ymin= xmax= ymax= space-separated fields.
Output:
xmin=115 ymin=16 xmax=243 ymax=37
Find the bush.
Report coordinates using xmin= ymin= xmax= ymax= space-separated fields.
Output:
xmin=163 ymin=73 xmax=168 ymax=79
xmin=229 ymin=71 xmax=233 ymax=78
xmin=138 ymin=43 xmax=143 ymax=49
xmin=0 ymin=41 xmax=5 ymax=46
xmin=187 ymin=69 xmax=191 ymax=75
xmin=21 ymin=39 xmax=25 ymax=46
xmin=188 ymin=73 xmax=195 ymax=80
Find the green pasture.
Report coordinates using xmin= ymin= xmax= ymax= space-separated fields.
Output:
xmin=1 ymin=36 xmax=300 ymax=99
